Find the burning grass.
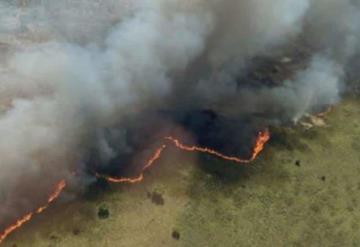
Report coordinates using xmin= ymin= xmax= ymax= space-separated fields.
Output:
xmin=0 ymin=131 xmax=270 ymax=244
xmin=2 ymin=99 xmax=360 ymax=246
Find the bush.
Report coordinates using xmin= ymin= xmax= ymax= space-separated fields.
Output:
xmin=98 ymin=205 xmax=110 ymax=219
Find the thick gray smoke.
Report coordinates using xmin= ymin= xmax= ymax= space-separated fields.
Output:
xmin=0 ymin=0 xmax=359 ymax=228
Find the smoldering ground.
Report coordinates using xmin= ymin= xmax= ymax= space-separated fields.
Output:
xmin=0 ymin=0 xmax=359 ymax=229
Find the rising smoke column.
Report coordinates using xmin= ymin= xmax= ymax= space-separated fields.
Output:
xmin=189 ymin=0 xmax=360 ymax=123
xmin=0 ymin=0 xmax=210 ymax=228
xmin=0 ymin=0 xmax=359 ymax=231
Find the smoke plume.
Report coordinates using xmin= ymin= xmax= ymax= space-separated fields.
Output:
xmin=0 ymin=0 xmax=359 ymax=228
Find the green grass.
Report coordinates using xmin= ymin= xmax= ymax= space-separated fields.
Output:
xmin=4 ymin=98 xmax=360 ymax=247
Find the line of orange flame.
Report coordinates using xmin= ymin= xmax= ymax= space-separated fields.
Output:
xmin=0 ymin=180 xmax=66 ymax=244
xmin=102 ymin=145 xmax=167 ymax=184
xmin=166 ymin=130 xmax=270 ymax=163
xmin=0 ymin=130 xmax=270 ymax=244
xmin=100 ymin=130 xmax=270 ymax=184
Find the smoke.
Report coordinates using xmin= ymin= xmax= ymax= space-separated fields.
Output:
xmin=0 ymin=0 xmax=359 ymax=228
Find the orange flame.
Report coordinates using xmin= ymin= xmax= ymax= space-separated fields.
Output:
xmin=100 ymin=130 xmax=270 ymax=183
xmin=0 ymin=129 xmax=270 ymax=244
xmin=166 ymin=129 xmax=270 ymax=163
xmin=250 ymin=129 xmax=271 ymax=160
xmin=100 ymin=145 xmax=167 ymax=184
xmin=0 ymin=180 xmax=66 ymax=244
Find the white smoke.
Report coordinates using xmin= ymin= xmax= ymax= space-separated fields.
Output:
xmin=0 ymin=0 xmax=359 ymax=228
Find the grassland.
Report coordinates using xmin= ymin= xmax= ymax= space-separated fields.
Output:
xmin=3 ymin=98 xmax=360 ymax=247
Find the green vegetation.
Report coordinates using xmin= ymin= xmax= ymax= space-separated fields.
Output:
xmin=97 ymin=206 xmax=110 ymax=220
xmin=3 ymin=99 xmax=360 ymax=247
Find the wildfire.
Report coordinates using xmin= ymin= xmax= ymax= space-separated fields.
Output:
xmin=250 ymin=129 xmax=271 ymax=160
xmin=166 ymin=129 xmax=270 ymax=163
xmin=100 ymin=129 xmax=270 ymax=183
xmin=100 ymin=145 xmax=167 ymax=184
xmin=0 ymin=129 xmax=270 ymax=244
xmin=0 ymin=180 xmax=66 ymax=244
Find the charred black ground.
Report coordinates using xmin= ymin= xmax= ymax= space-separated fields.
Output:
xmin=90 ymin=110 xmax=262 ymax=178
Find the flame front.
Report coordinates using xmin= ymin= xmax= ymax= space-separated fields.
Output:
xmin=99 ymin=145 xmax=167 ymax=184
xmin=101 ymin=130 xmax=270 ymax=183
xmin=0 ymin=180 xmax=66 ymax=244
xmin=166 ymin=129 xmax=270 ymax=163
xmin=249 ymin=129 xmax=271 ymax=160
xmin=0 ymin=130 xmax=270 ymax=244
